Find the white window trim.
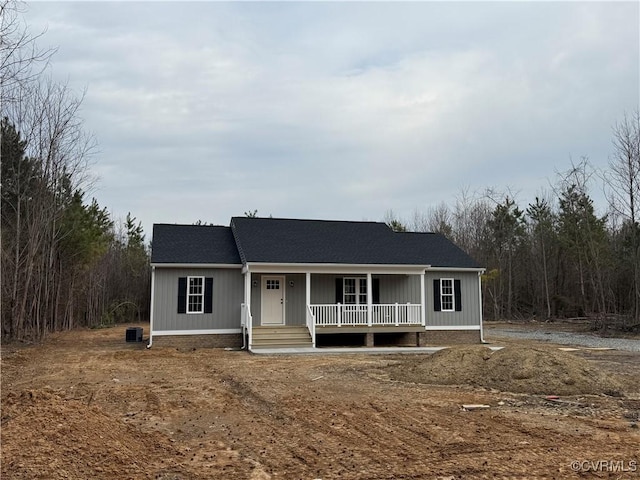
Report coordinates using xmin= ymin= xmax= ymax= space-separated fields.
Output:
xmin=187 ymin=276 xmax=205 ymax=314
xmin=343 ymin=277 xmax=367 ymax=305
xmin=440 ymin=278 xmax=455 ymax=312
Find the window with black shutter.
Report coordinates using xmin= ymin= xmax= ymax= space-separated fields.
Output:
xmin=454 ymin=279 xmax=462 ymax=311
xmin=178 ymin=276 xmax=213 ymax=314
xmin=177 ymin=277 xmax=187 ymax=314
xmin=434 ymin=278 xmax=462 ymax=312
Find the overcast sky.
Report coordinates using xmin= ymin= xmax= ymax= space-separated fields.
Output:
xmin=23 ymin=1 xmax=640 ymax=236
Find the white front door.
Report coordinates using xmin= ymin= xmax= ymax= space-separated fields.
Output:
xmin=261 ymin=276 xmax=285 ymax=325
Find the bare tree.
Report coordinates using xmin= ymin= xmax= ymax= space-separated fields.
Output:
xmin=526 ymin=195 xmax=557 ymax=319
xmin=2 ymin=75 xmax=95 ymax=339
xmin=451 ymin=187 xmax=491 ymax=260
xmin=408 ymin=203 xmax=453 ymax=237
xmin=1 ymin=2 xmax=152 ymax=341
xmin=556 ymin=159 xmax=610 ymax=318
xmin=0 ymin=0 xmax=56 ymax=105
xmin=383 ymin=209 xmax=407 ymax=232
xmin=606 ymin=111 xmax=640 ymax=324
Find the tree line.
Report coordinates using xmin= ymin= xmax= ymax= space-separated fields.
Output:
xmin=1 ymin=1 xmax=150 ymax=340
xmin=385 ymin=114 xmax=640 ymax=331
xmin=2 ymin=0 xmax=637 ymax=339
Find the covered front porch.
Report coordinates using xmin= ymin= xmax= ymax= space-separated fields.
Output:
xmin=240 ymin=265 xmax=427 ymax=350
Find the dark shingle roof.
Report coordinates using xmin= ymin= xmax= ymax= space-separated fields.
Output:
xmin=151 ymin=218 xmax=481 ymax=268
xmin=230 ymin=217 xmax=480 ymax=268
xmin=390 ymin=231 xmax=481 ymax=268
xmin=151 ymin=224 xmax=241 ymax=264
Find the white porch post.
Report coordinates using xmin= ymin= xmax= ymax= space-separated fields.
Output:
xmin=306 ymin=271 xmax=314 ymax=347
xmin=478 ymin=270 xmax=485 ymax=342
xmin=147 ymin=266 xmax=155 ymax=348
xmin=367 ymin=272 xmax=372 ymax=326
xmin=420 ymin=271 xmax=426 ymax=326
xmin=244 ymin=268 xmax=252 ymax=350
xmin=244 ymin=269 xmax=251 ymax=314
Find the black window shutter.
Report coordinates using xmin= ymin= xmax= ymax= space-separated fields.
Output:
xmin=433 ymin=279 xmax=441 ymax=312
xmin=454 ymin=279 xmax=462 ymax=311
xmin=372 ymin=278 xmax=380 ymax=304
xmin=177 ymin=277 xmax=187 ymax=314
xmin=335 ymin=278 xmax=343 ymax=303
xmin=204 ymin=277 xmax=213 ymax=314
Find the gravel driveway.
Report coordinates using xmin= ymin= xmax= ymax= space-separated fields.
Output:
xmin=486 ymin=327 xmax=640 ymax=352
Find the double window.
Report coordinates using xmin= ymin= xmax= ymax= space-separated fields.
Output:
xmin=335 ymin=277 xmax=379 ymax=304
xmin=343 ymin=277 xmax=367 ymax=305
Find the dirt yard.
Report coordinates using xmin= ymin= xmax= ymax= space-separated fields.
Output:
xmin=2 ymin=323 xmax=639 ymax=479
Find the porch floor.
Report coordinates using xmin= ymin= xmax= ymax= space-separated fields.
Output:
xmin=315 ymin=325 xmax=425 ymax=334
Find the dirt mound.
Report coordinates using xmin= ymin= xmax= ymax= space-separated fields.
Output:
xmin=1 ymin=388 xmax=189 ymax=479
xmin=388 ymin=346 xmax=625 ymax=396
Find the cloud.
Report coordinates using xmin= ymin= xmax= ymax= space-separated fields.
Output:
xmin=22 ymin=1 xmax=640 ymax=232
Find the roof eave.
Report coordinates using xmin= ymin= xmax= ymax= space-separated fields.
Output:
xmin=151 ymin=263 xmax=242 ymax=269
xmin=426 ymin=266 xmax=486 ymax=272
xmin=243 ymin=262 xmax=431 ymax=274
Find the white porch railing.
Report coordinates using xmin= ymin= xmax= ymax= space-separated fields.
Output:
xmin=372 ymin=304 xmax=422 ymax=325
xmin=310 ymin=303 xmax=422 ymax=327
xmin=306 ymin=305 xmax=316 ymax=347
xmin=241 ymin=303 xmax=253 ymax=349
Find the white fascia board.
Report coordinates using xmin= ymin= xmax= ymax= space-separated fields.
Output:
xmin=425 ymin=325 xmax=481 ymax=330
xmin=152 ymin=329 xmax=242 ymax=336
xmin=151 ymin=263 xmax=242 ymax=269
xmin=246 ymin=263 xmax=428 ymax=275
xmin=426 ymin=267 xmax=485 ymax=273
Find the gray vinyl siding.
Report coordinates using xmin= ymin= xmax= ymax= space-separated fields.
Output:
xmin=153 ymin=267 xmax=243 ymax=331
xmin=425 ymin=271 xmax=481 ymax=327
xmin=250 ymin=273 xmax=307 ymax=326
xmin=378 ymin=274 xmax=421 ymax=304
xmin=250 ymin=274 xmax=261 ymax=325
xmin=310 ymin=274 xmax=421 ymax=304
xmin=310 ymin=274 xmax=336 ymax=304
xmin=285 ymin=274 xmax=306 ymax=326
